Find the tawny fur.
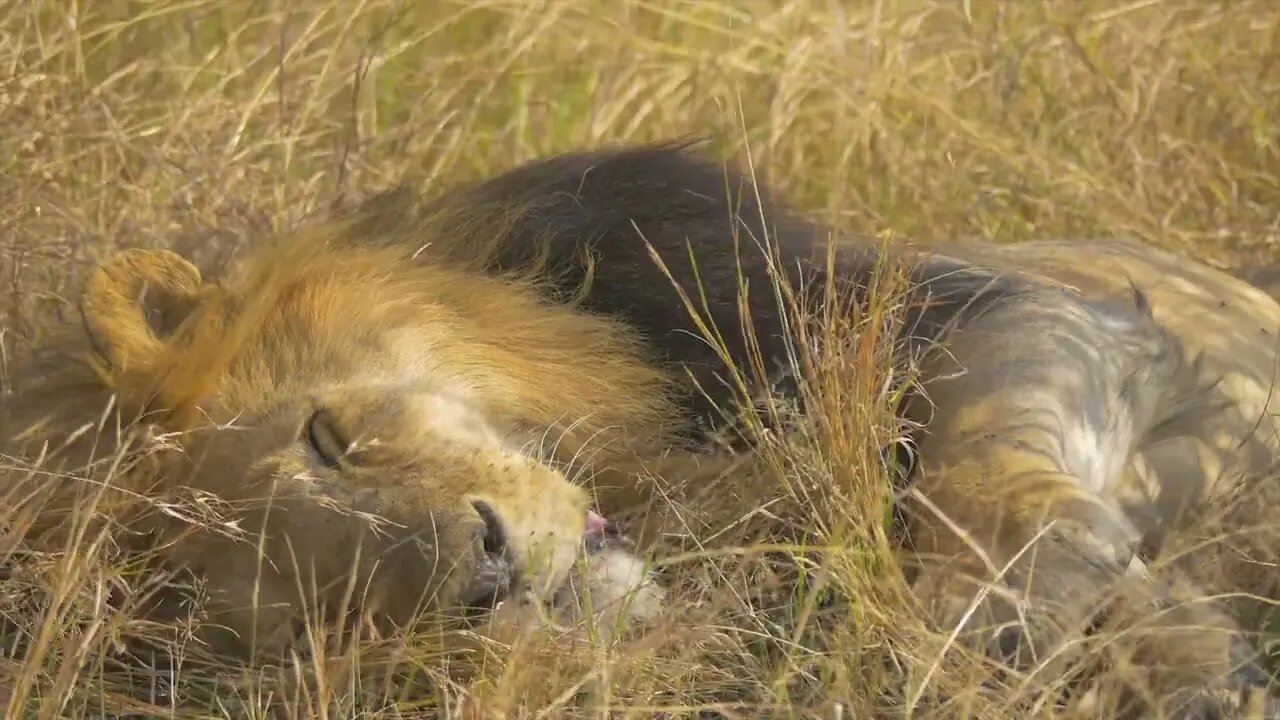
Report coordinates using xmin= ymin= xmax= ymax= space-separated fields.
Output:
xmin=5 ymin=144 xmax=1280 ymax=718
xmin=3 ymin=222 xmax=678 ymax=660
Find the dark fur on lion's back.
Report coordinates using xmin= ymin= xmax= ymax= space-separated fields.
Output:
xmin=348 ymin=140 xmax=1036 ymax=443
xmin=321 ymin=144 xmax=1280 ymax=716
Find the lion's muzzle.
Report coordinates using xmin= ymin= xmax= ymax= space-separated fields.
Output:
xmin=458 ymin=499 xmax=518 ymax=610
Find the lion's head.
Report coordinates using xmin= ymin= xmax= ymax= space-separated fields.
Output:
xmin=5 ymin=223 xmax=676 ymax=658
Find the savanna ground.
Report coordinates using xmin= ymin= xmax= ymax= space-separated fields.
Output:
xmin=2 ymin=1 xmax=1280 ymax=718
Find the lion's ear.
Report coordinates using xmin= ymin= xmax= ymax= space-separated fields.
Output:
xmin=80 ymin=249 xmax=207 ymax=375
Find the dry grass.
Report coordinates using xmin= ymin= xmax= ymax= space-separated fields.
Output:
xmin=2 ymin=0 xmax=1280 ymax=718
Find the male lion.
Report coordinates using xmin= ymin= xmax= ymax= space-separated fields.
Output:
xmin=351 ymin=142 xmax=1280 ymax=716
xmin=3 ymin=141 xmax=1279 ymax=717
xmin=1 ymin=223 xmax=672 ymax=661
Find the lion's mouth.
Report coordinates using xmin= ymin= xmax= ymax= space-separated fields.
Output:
xmin=459 ymin=510 xmax=624 ymax=613
xmin=584 ymin=509 xmax=627 ymax=552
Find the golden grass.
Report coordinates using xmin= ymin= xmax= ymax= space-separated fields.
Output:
xmin=2 ymin=0 xmax=1280 ymax=718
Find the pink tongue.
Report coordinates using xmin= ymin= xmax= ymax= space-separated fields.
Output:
xmin=586 ymin=510 xmax=607 ymax=535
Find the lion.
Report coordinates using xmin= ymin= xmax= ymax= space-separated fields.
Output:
xmin=4 ymin=140 xmax=1279 ymax=717
xmin=350 ymin=142 xmax=1280 ymax=715
xmin=0 ymin=224 xmax=674 ymax=662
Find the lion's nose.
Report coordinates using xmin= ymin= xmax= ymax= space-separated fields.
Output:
xmin=459 ymin=500 xmax=515 ymax=611
xmin=470 ymin=499 xmax=508 ymax=558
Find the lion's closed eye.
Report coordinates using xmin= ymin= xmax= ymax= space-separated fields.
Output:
xmin=304 ymin=409 xmax=352 ymax=469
